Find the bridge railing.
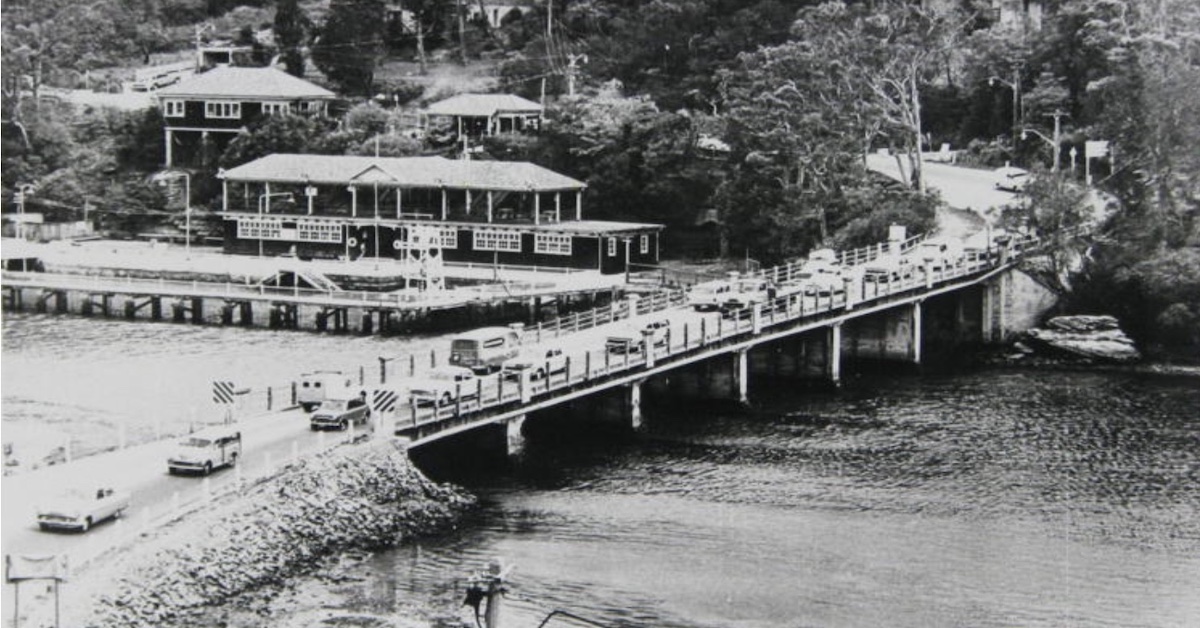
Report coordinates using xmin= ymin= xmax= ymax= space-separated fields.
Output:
xmin=389 ymin=234 xmax=1045 ymax=433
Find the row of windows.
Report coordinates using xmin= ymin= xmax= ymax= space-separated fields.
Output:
xmin=474 ymin=230 xmax=522 ymax=252
xmin=237 ymin=218 xmax=283 ymax=240
xmin=534 ymin=234 xmax=572 ymax=256
xmin=163 ymin=100 xmax=322 ymax=119
xmin=205 ymin=101 xmax=241 ymax=119
xmin=296 ymin=222 xmax=342 ymax=243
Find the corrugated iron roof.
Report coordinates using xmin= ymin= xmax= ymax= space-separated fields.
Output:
xmin=426 ymin=93 xmax=543 ymax=117
xmin=219 ymin=154 xmax=586 ymax=191
xmin=156 ymin=67 xmax=336 ymax=100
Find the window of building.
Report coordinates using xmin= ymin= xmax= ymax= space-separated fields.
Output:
xmin=262 ymin=102 xmax=290 ymax=116
xmin=164 ymin=100 xmax=184 ymax=118
xmin=205 ymin=101 xmax=241 ymax=119
xmin=639 ymin=234 xmax=649 ymax=254
xmin=607 ymin=237 xmax=617 ymax=257
xmin=440 ymin=228 xmax=458 ymax=248
xmin=474 ymin=230 xmax=522 ymax=252
xmin=534 ymin=234 xmax=572 ymax=255
xmin=237 ymin=217 xmax=283 ymax=239
xmin=296 ymin=221 xmax=341 ymax=243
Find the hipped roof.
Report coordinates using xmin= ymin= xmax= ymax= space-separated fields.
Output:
xmin=425 ymin=93 xmax=543 ymax=117
xmin=157 ymin=67 xmax=336 ymax=100
xmin=220 ymin=154 xmax=586 ymax=192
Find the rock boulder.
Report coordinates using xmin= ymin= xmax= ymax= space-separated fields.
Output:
xmin=1024 ymin=315 xmax=1141 ymax=363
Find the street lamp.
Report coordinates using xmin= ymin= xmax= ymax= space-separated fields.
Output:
xmin=988 ymin=66 xmax=1021 ymax=153
xmin=162 ymin=171 xmax=192 ymax=259
xmin=1021 ymin=109 xmax=1068 ymax=172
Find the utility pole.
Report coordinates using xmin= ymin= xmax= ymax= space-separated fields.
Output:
xmin=457 ymin=0 xmax=468 ymax=65
xmin=565 ymin=53 xmax=587 ymax=96
xmin=1045 ymin=109 xmax=1068 ymax=172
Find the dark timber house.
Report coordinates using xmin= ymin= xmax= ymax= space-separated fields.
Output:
xmin=217 ymin=154 xmax=662 ymax=274
xmin=156 ymin=67 xmax=337 ymax=168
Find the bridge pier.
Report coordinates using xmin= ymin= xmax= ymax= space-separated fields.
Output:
xmin=828 ymin=323 xmax=842 ymax=385
xmin=505 ymin=415 xmax=526 ymax=458
xmin=2 ymin=286 xmax=20 ymax=311
xmin=627 ymin=380 xmax=644 ymax=430
xmin=911 ymin=301 xmax=923 ymax=365
xmin=734 ymin=350 xmax=750 ymax=405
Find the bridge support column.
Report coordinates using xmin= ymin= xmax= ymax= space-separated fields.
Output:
xmin=149 ymin=297 xmax=161 ymax=320
xmin=828 ymin=323 xmax=842 ymax=386
xmin=190 ymin=297 xmax=203 ymax=325
xmin=751 ymin=303 xmax=762 ymax=334
xmin=911 ymin=301 xmax=923 ymax=365
xmin=734 ymin=349 xmax=749 ymax=405
xmin=627 ymin=380 xmax=644 ymax=430
xmin=239 ymin=301 xmax=253 ymax=326
xmin=506 ymin=415 xmax=526 ymax=458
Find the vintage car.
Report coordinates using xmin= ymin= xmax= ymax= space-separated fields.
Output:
xmin=502 ymin=346 xmax=569 ymax=381
xmin=309 ymin=396 xmax=370 ymax=431
xmin=606 ymin=319 xmax=671 ymax=354
xmin=993 ymin=165 xmax=1029 ymax=192
xmin=408 ymin=366 xmax=479 ymax=407
xmin=915 ymin=236 xmax=965 ymax=272
xmin=687 ymin=280 xmax=734 ymax=311
xmin=167 ymin=426 xmax=242 ymax=475
xmin=37 ymin=486 xmax=131 ymax=532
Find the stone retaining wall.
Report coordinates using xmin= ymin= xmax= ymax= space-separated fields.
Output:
xmin=84 ymin=440 xmax=474 ymax=628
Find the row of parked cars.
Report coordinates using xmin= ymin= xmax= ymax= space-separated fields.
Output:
xmin=687 ymin=232 xmax=1007 ymax=313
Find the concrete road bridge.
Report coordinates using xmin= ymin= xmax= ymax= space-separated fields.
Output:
xmin=383 ymin=234 xmax=1056 ymax=455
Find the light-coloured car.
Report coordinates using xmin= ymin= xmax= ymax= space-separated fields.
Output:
xmin=502 ymin=346 xmax=568 ymax=381
xmin=167 ymin=426 xmax=242 ymax=475
xmin=37 ymin=487 xmax=130 ymax=532
xmin=993 ymin=165 xmax=1029 ymax=192
xmin=687 ymin=280 xmax=734 ymax=311
xmin=309 ymin=396 xmax=370 ymax=431
xmin=606 ymin=319 xmax=671 ymax=354
xmin=408 ymin=366 xmax=479 ymax=407
xmin=915 ymin=236 xmax=965 ymax=272
xmin=861 ymin=254 xmax=915 ymax=286
xmin=722 ymin=277 xmax=774 ymax=310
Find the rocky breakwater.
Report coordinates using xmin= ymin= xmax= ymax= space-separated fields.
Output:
xmin=80 ymin=440 xmax=474 ymax=628
xmin=1021 ymin=315 xmax=1142 ymax=363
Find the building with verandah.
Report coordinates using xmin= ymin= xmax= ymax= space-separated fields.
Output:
xmin=216 ymin=153 xmax=662 ymax=275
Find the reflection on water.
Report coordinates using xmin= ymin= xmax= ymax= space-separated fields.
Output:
xmin=395 ymin=370 xmax=1200 ymax=628
xmin=4 ymin=314 xmax=1199 ymax=626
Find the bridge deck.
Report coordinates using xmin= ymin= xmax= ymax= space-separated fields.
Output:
xmin=391 ymin=243 xmax=1034 ymax=446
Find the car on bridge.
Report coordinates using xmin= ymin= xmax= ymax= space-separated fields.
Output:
xmin=606 ymin=319 xmax=671 ymax=354
xmin=36 ymin=486 xmax=131 ymax=532
xmin=408 ymin=366 xmax=479 ymax=407
xmin=915 ymin=236 xmax=965 ymax=273
xmin=502 ymin=346 xmax=568 ymax=381
xmin=309 ymin=395 xmax=370 ymax=431
xmin=721 ymin=277 xmax=774 ymax=311
xmin=860 ymin=254 xmax=916 ymax=289
xmin=687 ymin=280 xmax=734 ymax=311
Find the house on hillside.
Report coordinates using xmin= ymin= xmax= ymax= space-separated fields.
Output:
xmin=424 ymin=93 xmax=543 ymax=140
xmin=216 ymin=153 xmax=662 ymax=274
xmin=156 ymin=67 xmax=336 ymax=168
